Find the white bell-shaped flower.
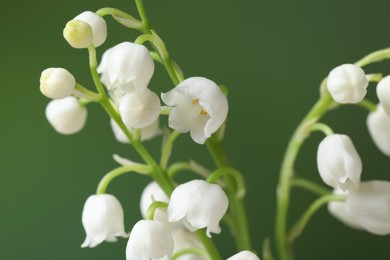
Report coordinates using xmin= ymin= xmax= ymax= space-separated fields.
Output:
xmin=376 ymin=76 xmax=390 ymax=116
xmin=328 ymin=190 xmax=362 ymax=230
xmin=45 ymin=96 xmax=87 ymax=135
xmin=63 ymin=11 xmax=107 ymax=48
xmin=140 ymin=182 xmax=170 ymax=225
xmin=126 ymin=220 xmax=174 ymax=260
xmin=81 ymin=194 xmax=128 ymax=248
xmin=327 ymin=64 xmax=368 ymax=104
xmin=168 ymin=180 xmax=229 ymax=237
xmin=119 ymin=88 xmax=161 ymax=129
xmin=161 ymin=77 xmax=228 ymax=144
xmin=329 ymin=181 xmax=390 ymax=235
xmin=40 ymin=68 xmax=75 ymax=99
xmin=317 ymin=134 xmax=362 ymax=190
xmin=227 ymin=251 xmax=260 ymax=260
xmin=367 ymin=104 xmax=390 ymax=156
xmin=110 ymin=118 xmax=161 ymax=144
xmin=172 ymin=228 xmax=206 ymax=260
xmin=97 ymin=42 xmax=154 ymax=91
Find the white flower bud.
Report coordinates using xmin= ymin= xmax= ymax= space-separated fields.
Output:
xmin=119 ymin=88 xmax=161 ymax=129
xmin=317 ymin=134 xmax=362 ymax=191
xmin=327 ymin=64 xmax=368 ymax=104
xmin=140 ymin=182 xmax=170 ymax=225
xmin=63 ymin=11 xmax=107 ymax=48
xmin=168 ymin=180 xmax=229 ymax=237
xmin=367 ymin=104 xmax=390 ymax=156
xmin=227 ymin=251 xmax=260 ymax=260
xmin=110 ymin=118 xmax=161 ymax=144
xmin=376 ymin=76 xmax=390 ymax=116
xmin=162 ymin=77 xmax=228 ymax=144
xmin=97 ymin=42 xmax=154 ymax=91
xmin=81 ymin=194 xmax=128 ymax=248
xmin=40 ymin=68 xmax=76 ymax=99
xmin=172 ymin=228 xmax=206 ymax=260
xmin=126 ymin=220 xmax=174 ymax=260
xmin=329 ymin=181 xmax=390 ymax=236
xmin=45 ymin=96 xmax=87 ymax=135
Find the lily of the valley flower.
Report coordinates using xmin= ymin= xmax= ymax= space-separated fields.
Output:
xmin=140 ymin=182 xmax=170 ymax=225
xmin=316 ymin=134 xmax=362 ymax=191
xmin=63 ymin=11 xmax=107 ymax=48
xmin=110 ymin=118 xmax=161 ymax=143
xmin=119 ymin=88 xmax=161 ymax=129
xmin=172 ymin=228 xmax=206 ymax=260
xmin=367 ymin=104 xmax=390 ymax=156
xmin=81 ymin=194 xmax=128 ymax=248
xmin=161 ymin=77 xmax=228 ymax=144
xmin=97 ymin=42 xmax=154 ymax=91
xmin=376 ymin=76 xmax=390 ymax=116
xmin=40 ymin=68 xmax=76 ymax=99
xmin=329 ymin=181 xmax=390 ymax=235
xmin=327 ymin=64 xmax=368 ymax=104
xmin=126 ymin=220 xmax=174 ymax=260
xmin=327 ymin=190 xmax=362 ymax=230
xmin=168 ymin=179 xmax=229 ymax=237
xmin=45 ymin=96 xmax=87 ymax=135
xmin=227 ymin=251 xmax=260 ymax=260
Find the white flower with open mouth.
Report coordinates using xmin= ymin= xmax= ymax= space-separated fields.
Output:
xmin=161 ymin=77 xmax=228 ymax=144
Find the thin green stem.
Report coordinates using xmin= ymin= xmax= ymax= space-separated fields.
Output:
xmin=160 ymin=131 xmax=181 ymax=169
xmin=207 ymin=167 xmax=246 ymax=198
xmin=290 ymin=178 xmax=331 ymax=196
xmin=355 ymin=47 xmax=390 ymax=67
xmin=357 ymin=99 xmax=377 ymax=112
xmin=73 ymin=83 xmax=100 ymax=101
xmin=97 ymin=164 xmax=150 ymax=194
xmin=366 ymin=73 xmax=383 ymax=83
xmin=195 ymin=229 xmax=222 ymax=260
xmin=275 ymin=93 xmax=334 ymax=260
xmin=288 ymin=195 xmax=346 ymax=242
xmin=135 ymin=0 xmax=151 ymax=31
xmin=172 ymin=248 xmax=208 ymax=260
xmin=309 ymin=123 xmax=334 ymax=136
xmin=145 ymin=201 xmax=168 ymax=220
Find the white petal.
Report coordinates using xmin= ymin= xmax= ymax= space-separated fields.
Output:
xmin=75 ymin=11 xmax=107 ymax=47
xmin=367 ymin=104 xmax=390 ymax=156
xmin=227 ymin=251 xmax=260 ymax=260
xmin=140 ymin=182 xmax=170 ymax=224
xmin=40 ymin=68 xmax=75 ymax=99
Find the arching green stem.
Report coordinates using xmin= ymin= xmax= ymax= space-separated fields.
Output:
xmin=290 ymin=178 xmax=331 ymax=196
xmin=145 ymin=201 xmax=168 ymax=220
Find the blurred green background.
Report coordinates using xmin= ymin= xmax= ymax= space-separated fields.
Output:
xmin=1 ymin=0 xmax=389 ymax=259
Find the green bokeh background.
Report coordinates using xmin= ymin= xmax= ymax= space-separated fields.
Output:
xmin=1 ymin=0 xmax=389 ymax=259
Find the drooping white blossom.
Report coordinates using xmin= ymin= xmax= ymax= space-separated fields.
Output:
xmin=329 ymin=181 xmax=390 ymax=236
xmin=63 ymin=11 xmax=107 ymax=48
xmin=81 ymin=194 xmax=128 ymax=248
xmin=317 ymin=134 xmax=362 ymax=190
xmin=161 ymin=77 xmax=228 ymax=144
xmin=97 ymin=42 xmax=154 ymax=91
xmin=119 ymin=88 xmax=161 ymax=129
xmin=367 ymin=104 xmax=390 ymax=156
xmin=168 ymin=179 xmax=229 ymax=237
xmin=227 ymin=250 xmax=260 ymax=260
xmin=327 ymin=190 xmax=362 ymax=230
xmin=126 ymin=220 xmax=174 ymax=260
xmin=140 ymin=182 xmax=170 ymax=225
xmin=171 ymin=228 xmax=206 ymax=260
xmin=376 ymin=76 xmax=390 ymax=116
xmin=45 ymin=96 xmax=87 ymax=135
xmin=40 ymin=68 xmax=76 ymax=99
xmin=327 ymin=64 xmax=368 ymax=104
xmin=110 ymin=118 xmax=161 ymax=143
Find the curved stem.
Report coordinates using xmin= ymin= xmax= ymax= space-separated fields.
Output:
xmin=275 ymin=93 xmax=333 ymax=260
xmin=290 ymin=178 xmax=331 ymax=196
xmin=97 ymin=164 xmax=150 ymax=194
xmin=309 ymin=123 xmax=334 ymax=136
xmin=357 ymin=99 xmax=377 ymax=112
xmin=355 ymin=47 xmax=390 ymax=67
xmin=288 ymin=194 xmax=346 ymax=242
xmin=195 ymin=229 xmax=222 ymax=260
xmin=160 ymin=130 xmax=181 ymax=169
xmin=73 ymin=83 xmax=100 ymax=101
xmin=145 ymin=201 xmax=168 ymax=220
xmin=207 ymin=167 xmax=246 ymax=198
xmin=135 ymin=0 xmax=150 ymax=31
xmin=172 ymin=248 xmax=208 ymax=260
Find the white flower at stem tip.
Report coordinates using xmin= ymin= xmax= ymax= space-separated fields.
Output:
xmin=63 ymin=11 xmax=107 ymax=48
xmin=140 ymin=182 xmax=170 ymax=225
xmin=227 ymin=250 xmax=260 ymax=260
xmin=40 ymin=68 xmax=76 ymax=99
xmin=168 ymin=179 xmax=229 ymax=237
xmin=119 ymin=88 xmax=161 ymax=129
xmin=45 ymin=96 xmax=87 ymax=135
xmin=97 ymin=42 xmax=154 ymax=91
xmin=126 ymin=220 xmax=174 ymax=260
xmin=162 ymin=77 xmax=228 ymax=144
xmin=367 ymin=104 xmax=390 ymax=156
xmin=376 ymin=75 xmax=390 ymax=116
xmin=328 ymin=181 xmax=390 ymax=235
xmin=110 ymin=118 xmax=161 ymax=144
xmin=81 ymin=194 xmax=128 ymax=248
xmin=327 ymin=64 xmax=368 ymax=104
xmin=317 ymin=134 xmax=362 ymax=191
